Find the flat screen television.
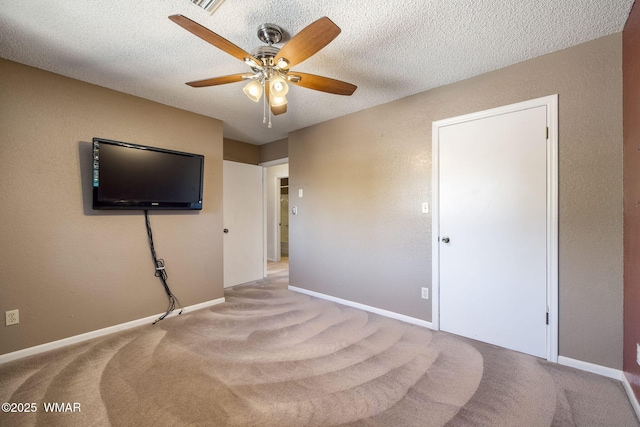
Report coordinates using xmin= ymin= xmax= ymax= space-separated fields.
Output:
xmin=92 ymin=138 xmax=204 ymax=210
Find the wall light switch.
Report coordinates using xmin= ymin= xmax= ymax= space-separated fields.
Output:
xmin=421 ymin=287 xmax=429 ymax=300
xmin=422 ymin=203 xmax=429 ymax=214
xmin=637 ymin=343 xmax=640 ymax=366
xmin=298 ymin=189 xmax=303 ymax=198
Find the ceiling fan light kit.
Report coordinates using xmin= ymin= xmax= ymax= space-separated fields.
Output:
xmin=242 ymin=80 xmax=263 ymax=102
xmin=169 ymin=14 xmax=357 ymax=128
xmin=270 ymin=94 xmax=287 ymax=107
xmin=269 ymin=75 xmax=289 ymax=96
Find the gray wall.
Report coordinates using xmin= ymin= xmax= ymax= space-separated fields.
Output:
xmin=224 ymin=138 xmax=260 ymax=164
xmin=223 ymin=137 xmax=288 ymax=165
xmin=260 ymin=138 xmax=288 ymax=164
xmin=289 ymin=34 xmax=623 ymax=369
xmin=0 ymin=59 xmax=224 ymax=355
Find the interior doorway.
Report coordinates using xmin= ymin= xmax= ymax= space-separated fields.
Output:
xmin=263 ymin=161 xmax=289 ymax=265
xmin=278 ymin=177 xmax=289 ymax=260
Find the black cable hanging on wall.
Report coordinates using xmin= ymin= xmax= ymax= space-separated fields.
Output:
xmin=144 ymin=210 xmax=183 ymax=324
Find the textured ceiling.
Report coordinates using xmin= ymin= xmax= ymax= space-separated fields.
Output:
xmin=0 ymin=0 xmax=634 ymax=145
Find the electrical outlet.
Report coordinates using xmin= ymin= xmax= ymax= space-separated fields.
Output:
xmin=5 ymin=309 xmax=19 ymax=326
xmin=421 ymin=287 xmax=429 ymax=300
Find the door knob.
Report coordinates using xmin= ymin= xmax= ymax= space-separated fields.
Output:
xmin=441 ymin=236 xmax=450 ymax=243
xmin=223 ymin=228 xmax=229 ymax=234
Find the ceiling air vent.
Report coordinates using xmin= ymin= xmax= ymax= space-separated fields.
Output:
xmin=190 ymin=0 xmax=225 ymax=13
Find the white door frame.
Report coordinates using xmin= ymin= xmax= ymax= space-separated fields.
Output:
xmin=431 ymin=94 xmax=558 ymax=362
xmin=260 ymin=158 xmax=289 ymax=275
xmin=275 ymin=176 xmax=290 ymax=261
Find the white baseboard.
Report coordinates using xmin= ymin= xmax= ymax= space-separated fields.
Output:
xmin=558 ymin=356 xmax=640 ymax=421
xmin=288 ymin=285 xmax=433 ymax=329
xmin=558 ymin=355 xmax=623 ymax=380
xmin=621 ymin=372 xmax=640 ymax=421
xmin=0 ymin=297 xmax=225 ymax=366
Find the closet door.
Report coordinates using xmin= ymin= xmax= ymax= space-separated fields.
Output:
xmin=435 ymin=102 xmax=552 ymax=359
xmin=223 ymin=161 xmax=263 ymax=288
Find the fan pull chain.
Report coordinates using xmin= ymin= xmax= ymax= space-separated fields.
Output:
xmin=262 ymin=85 xmax=267 ymax=124
xmin=267 ymin=80 xmax=272 ymax=128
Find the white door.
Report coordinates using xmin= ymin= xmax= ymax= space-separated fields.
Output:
xmin=223 ymin=161 xmax=264 ymax=288
xmin=434 ymin=98 xmax=557 ymax=359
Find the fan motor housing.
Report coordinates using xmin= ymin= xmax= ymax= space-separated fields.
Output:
xmin=257 ymin=23 xmax=283 ymax=45
xmin=252 ymin=45 xmax=279 ymax=66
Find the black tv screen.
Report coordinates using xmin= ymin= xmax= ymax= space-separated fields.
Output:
xmin=92 ymin=138 xmax=204 ymax=210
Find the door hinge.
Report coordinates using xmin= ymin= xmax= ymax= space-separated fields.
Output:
xmin=546 ymin=311 xmax=549 ymax=325
xmin=546 ymin=127 xmax=549 ymax=140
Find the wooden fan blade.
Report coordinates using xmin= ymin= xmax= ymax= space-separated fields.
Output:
xmin=169 ymin=15 xmax=259 ymax=65
xmin=186 ymin=73 xmax=249 ymax=88
xmin=288 ymin=72 xmax=357 ymax=96
xmin=274 ymin=17 xmax=340 ymax=69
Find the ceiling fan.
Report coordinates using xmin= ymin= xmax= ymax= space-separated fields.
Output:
xmin=169 ymin=14 xmax=357 ymax=127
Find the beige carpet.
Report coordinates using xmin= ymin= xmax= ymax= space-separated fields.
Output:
xmin=0 ymin=268 xmax=638 ymax=426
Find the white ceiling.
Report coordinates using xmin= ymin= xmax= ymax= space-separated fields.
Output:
xmin=0 ymin=0 xmax=634 ymax=145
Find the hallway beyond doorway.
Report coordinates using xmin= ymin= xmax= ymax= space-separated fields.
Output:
xmin=267 ymin=256 xmax=289 ymax=278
